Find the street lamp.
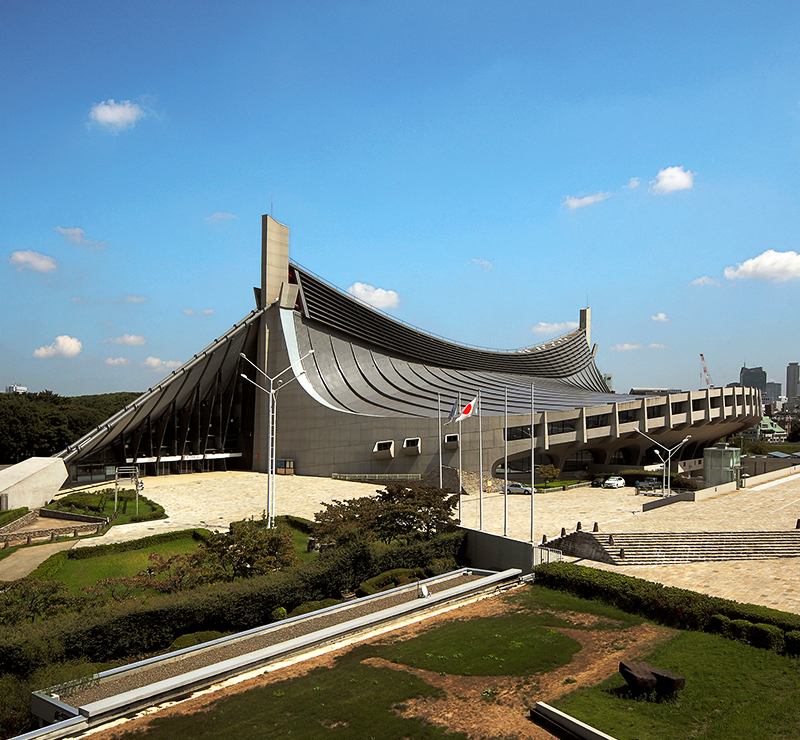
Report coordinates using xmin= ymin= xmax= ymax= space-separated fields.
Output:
xmin=635 ymin=429 xmax=691 ymax=497
xmin=240 ymin=349 xmax=314 ymax=527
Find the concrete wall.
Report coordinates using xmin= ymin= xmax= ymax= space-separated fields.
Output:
xmin=460 ymin=527 xmax=536 ymax=573
xmin=0 ymin=458 xmax=68 ymax=510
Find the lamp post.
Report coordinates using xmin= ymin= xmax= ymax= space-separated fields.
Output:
xmin=240 ymin=349 xmax=314 ymax=527
xmin=635 ymin=429 xmax=691 ymax=497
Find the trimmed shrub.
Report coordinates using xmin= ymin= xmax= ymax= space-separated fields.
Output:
xmin=750 ymin=623 xmax=785 ymax=652
xmin=280 ymin=515 xmax=314 ymax=535
xmin=287 ymin=599 xmax=340 ymax=619
xmin=785 ymin=630 xmax=800 ymax=655
xmin=357 ymin=568 xmax=426 ymax=597
xmin=708 ymin=613 xmax=733 ymax=639
xmin=730 ymin=619 xmax=753 ymax=644
xmin=269 ymin=606 xmax=287 ymax=622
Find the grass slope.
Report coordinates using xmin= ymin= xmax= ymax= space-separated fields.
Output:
xmin=554 ymin=629 xmax=800 ymax=740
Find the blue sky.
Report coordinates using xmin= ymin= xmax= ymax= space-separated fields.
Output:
xmin=2 ymin=1 xmax=800 ymax=396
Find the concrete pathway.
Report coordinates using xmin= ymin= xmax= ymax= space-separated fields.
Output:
xmin=2 ymin=470 xmax=800 ymax=615
xmin=0 ymin=540 xmax=76 ymax=581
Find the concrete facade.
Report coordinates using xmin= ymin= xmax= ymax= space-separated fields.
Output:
xmin=58 ymin=215 xmax=761 ymax=484
xmin=0 ymin=457 xmax=68 ymax=510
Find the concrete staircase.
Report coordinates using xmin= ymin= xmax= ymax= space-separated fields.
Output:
xmin=550 ymin=530 xmax=800 ymax=567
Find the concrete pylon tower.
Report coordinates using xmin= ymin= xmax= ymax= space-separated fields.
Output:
xmin=252 ymin=215 xmax=291 ymax=472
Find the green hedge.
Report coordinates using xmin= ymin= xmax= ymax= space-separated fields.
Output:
xmin=0 ymin=530 xmax=466 ymax=679
xmin=356 ymin=568 xmax=426 ymax=597
xmin=63 ymin=528 xmax=210 ymax=561
xmin=533 ymin=562 xmax=800 ymax=652
xmin=0 ymin=508 xmax=28 ymax=530
xmin=279 ymin=515 xmax=314 ymax=535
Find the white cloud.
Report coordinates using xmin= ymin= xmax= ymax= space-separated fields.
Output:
xmin=105 ymin=357 xmax=130 ymax=366
xmin=9 ymin=250 xmax=57 ymax=273
xmin=531 ymin=321 xmax=579 ymax=335
xmin=649 ymin=166 xmax=694 ymax=194
xmin=33 ymin=335 xmax=82 ymax=359
xmin=205 ymin=212 xmax=238 ymax=223
xmin=651 ymin=312 xmax=668 ymax=322
xmin=71 ymin=296 xmax=87 ymax=303
xmin=124 ymin=295 xmax=149 ymax=303
xmin=202 ymin=308 xmax=213 ymax=315
xmin=562 ymin=192 xmax=611 ymax=210
xmin=347 ymin=282 xmax=400 ymax=309
xmin=650 ymin=343 xmax=666 ymax=349
xmin=625 ymin=177 xmax=640 ymax=189
xmin=89 ymin=99 xmax=146 ymax=132
xmin=55 ymin=226 xmax=106 ymax=250
xmin=103 ymin=334 xmax=146 ymax=346
xmin=723 ymin=250 xmax=800 ymax=282
xmin=143 ymin=356 xmax=182 ymax=372
xmin=691 ymin=275 xmax=720 ymax=287
xmin=182 ymin=309 xmax=195 ymax=316
xmin=471 ymin=258 xmax=493 ymax=270
xmin=183 ymin=308 xmax=214 ymax=316
xmin=610 ymin=343 xmax=642 ymax=352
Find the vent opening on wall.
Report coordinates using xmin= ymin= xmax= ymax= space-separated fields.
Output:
xmin=444 ymin=433 xmax=459 ymax=450
xmin=403 ymin=437 xmax=421 ymax=456
xmin=372 ymin=440 xmax=394 ymax=459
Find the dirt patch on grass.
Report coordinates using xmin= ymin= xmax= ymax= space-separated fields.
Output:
xmin=85 ymin=592 xmax=676 ymax=740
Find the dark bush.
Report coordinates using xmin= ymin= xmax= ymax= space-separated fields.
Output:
xmin=0 ymin=508 xmax=28 ymax=530
xmin=729 ymin=619 xmax=752 ymax=644
xmin=357 ymin=568 xmax=426 ymax=597
xmin=707 ymin=613 xmax=732 ymax=638
xmin=785 ymin=630 xmax=800 ymax=655
xmin=749 ymin=623 xmax=785 ymax=652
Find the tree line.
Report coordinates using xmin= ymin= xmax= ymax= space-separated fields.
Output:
xmin=0 ymin=391 xmax=140 ymax=464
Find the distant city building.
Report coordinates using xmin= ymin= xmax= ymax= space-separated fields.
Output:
xmin=763 ymin=381 xmax=782 ymax=406
xmin=741 ymin=416 xmax=788 ymax=443
xmin=4 ymin=384 xmax=27 ymax=394
xmin=602 ymin=373 xmax=613 ymax=392
xmin=788 ymin=363 xmax=800 ymax=409
xmin=739 ymin=366 xmax=767 ymax=393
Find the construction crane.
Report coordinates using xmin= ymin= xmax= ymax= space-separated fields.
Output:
xmin=699 ymin=353 xmax=714 ymax=389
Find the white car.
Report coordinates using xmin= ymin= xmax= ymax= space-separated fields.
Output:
xmin=506 ymin=482 xmax=534 ymax=495
xmin=602 ymin=476 xmax=625 ymax=489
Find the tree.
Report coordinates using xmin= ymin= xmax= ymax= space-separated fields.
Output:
xmin=537 ymin=464 xmax=561 ymax=487
xmin=202 ymin=519 xmax=298 ymax=580
xmin=0 ymin=579 xmax=74 ymax=625
xmin=314 ymin=484 xmax=459 ymax=544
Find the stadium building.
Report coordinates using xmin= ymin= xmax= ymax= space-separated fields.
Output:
xmin=59 ymin=216 xmax=761 ymax=485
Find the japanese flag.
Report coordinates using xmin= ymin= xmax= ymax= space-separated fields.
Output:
xmin=455 ymin=395 xmax=478 ymax=423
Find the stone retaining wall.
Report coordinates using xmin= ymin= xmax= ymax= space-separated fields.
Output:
xmin=0 ymin=510 xmax=39 ymax=533
xmin=1 ymin=522 xmax=103 ymax=546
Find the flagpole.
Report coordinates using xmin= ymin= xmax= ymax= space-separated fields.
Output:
xmin=457 ymin=391 xmax=462 ymax=522
xmin=438 ymin=393 xmax=443 ymax=489
xmin=504 ymin=386 xmax=508 ymax=537
xmin=531 ymin=382 xmax=535 ymax=543
xmin=478 ymin=389 xmax=483 ymax=532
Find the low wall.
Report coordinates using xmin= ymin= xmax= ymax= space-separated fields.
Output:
xmin=0 ymin=509 xmax=105 ymax=545
xmin=460 ymin=527 xmax=535 ymax=574
xmin=0 ymin=510 xmax=39 ymax=533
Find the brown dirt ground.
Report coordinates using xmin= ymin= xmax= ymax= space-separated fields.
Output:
xmin=85 ymin=590 xmax=676 ymax=740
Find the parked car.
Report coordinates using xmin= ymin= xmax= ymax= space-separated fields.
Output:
xmin=602 ymin=476 xmax=625 ymax=489
xmin=506 ymin=482 xmax=534 ymax=495
xmin=641 ymin=477 xmax=660 ymax=491
xmin=590 ymin=477 xmax=605 ymax=487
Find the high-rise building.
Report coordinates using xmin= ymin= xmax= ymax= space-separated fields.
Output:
xmin=739 ymin=366 xmax=767 ymax=393
xmin=788 ymin=362 xmax=800 ymax=409
xmin=763 ymin=381 xmax=782 ymax=406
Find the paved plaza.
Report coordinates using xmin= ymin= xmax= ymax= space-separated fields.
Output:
xmin=4 ymin=470 xmax=800 ymax=615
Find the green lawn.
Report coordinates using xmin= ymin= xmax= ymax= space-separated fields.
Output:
xmin=47 ymin=536 xmax=202 ymax=595
xmin=554 ymin=630 xmax=800 ymax=740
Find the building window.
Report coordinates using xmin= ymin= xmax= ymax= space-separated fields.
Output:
xmin=586 ymin=414 xmax=609 ymax=429
xmin=548 ymin=419 xmax=576 ymax=436
xmin=618 ymin=409 xmax=637 ymax=424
